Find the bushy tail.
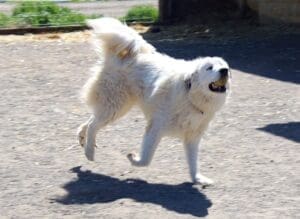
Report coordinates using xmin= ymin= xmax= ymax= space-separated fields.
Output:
xmin=86 ymin=17 xmax=155 ymax=59
xmin=82 ymin=18 xmax=154 ymax=107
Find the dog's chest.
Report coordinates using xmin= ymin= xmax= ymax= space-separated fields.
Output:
xmin=169 ymin=107 xmax=213 ymax=137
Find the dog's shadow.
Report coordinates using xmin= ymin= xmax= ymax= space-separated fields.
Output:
xmin=55 ymin=166 xmax=212 ymax=217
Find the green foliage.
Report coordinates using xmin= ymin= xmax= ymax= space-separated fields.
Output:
xmin=11 ymin=1 xmax=88 ymax=27
xmin=0 ymin=13 xmax=10 ymax=27
xmin=123 ymin=5 xmax=158 ymax=22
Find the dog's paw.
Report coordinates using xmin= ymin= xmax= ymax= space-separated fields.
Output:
xmin=127 ymin=152 xmax=137 ymax=164
xmin=127 ymin=152 xmax=142 ymax=166
xmin=193 ymin=174 xmax=214 ymax=186
xmin=77 ymin=127 xmax=86 ymax=147
xmin=127 ymin=153 xmax=150 ymax=167
xmin=85 ymin=145 xmax=95 ymax=161
xmin=78 ymin=135 xmax=85 ymax=147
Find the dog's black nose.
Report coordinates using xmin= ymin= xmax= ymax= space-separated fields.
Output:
xmin=219 ymin=68 xmax=228 ymax=78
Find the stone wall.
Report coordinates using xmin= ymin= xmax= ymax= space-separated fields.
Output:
xmin=258 ymin=0 xmax=300 ymax=24
xmin=159 ymin=0 xmax=239 ymax=23
xmin=159 ymin=0 xmax=300 ymax=24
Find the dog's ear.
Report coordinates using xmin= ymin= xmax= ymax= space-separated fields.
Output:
xmin=184 ymin=77 xmax=192 ymax=91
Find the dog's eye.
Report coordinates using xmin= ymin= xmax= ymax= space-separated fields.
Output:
xmin=206 ymin=66 xmax=213 ymax=71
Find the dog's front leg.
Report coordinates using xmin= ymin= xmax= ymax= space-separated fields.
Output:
xmin=127 ymin=122 xmax=162 ymax=167
xmin=184 ymin=138 xmax=214 ymax=186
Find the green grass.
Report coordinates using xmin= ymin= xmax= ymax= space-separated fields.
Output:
xmin=122 ymin=5 xmax=158 ymax=22
xmin=0 ymin=1 xmax=101 ymax=28
xmin=12 ymin=1 xmax=87 ymax=27
xmin=0 ymin=13 xmax=10 ymax=27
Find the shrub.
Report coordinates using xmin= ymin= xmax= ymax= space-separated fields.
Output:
xmin=0 ymin=13 xmax=10 ymax=27
xmin=11 ymin=1 xmax=87 ymax=27
xmin=123 ymin=5 xmax=158 ymax=22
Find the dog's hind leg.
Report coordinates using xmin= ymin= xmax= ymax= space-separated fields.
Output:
xmin=127 ymin=121 xmax=163 ymax=167
xmin=84 ymin=111 xmax=114 ymax=161
xmin=184 ymin=138 xmax=214 ymax=186
xmin=84 ymin=95 xmax=134 ymax=161
xmin=77 ymin=117 xmax=92 ymax=147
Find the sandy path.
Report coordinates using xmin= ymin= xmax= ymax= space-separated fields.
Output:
xmin=0 ymin=32 xmax=299 ymax=218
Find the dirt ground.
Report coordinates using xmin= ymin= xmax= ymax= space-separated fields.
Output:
xmin=0 ymin=29 xmax=299 ymax=218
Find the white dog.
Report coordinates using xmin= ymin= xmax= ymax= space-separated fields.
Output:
xmin=78 ymin=18 xmax=231 ymax=185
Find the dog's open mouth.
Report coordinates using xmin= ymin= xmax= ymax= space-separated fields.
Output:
xmin=209 ymin=79 xmax=227 ymax=93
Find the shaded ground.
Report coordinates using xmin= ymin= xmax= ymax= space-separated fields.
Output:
xmin=0 ymin=31 xmax=299 ymax=218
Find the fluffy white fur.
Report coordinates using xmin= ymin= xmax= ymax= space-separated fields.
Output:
xmin=78 ymin=18 xmax=231 ymax=185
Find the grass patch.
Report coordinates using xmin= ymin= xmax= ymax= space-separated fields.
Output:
xmin=0 ymin=1 xmax=101 ymax=28
xmin=12 ymin=1 xmax=87 ymax=27
xmin=122 ymin=5 xmax=158 ymax=23
xmin=0 ymin=13 xmax=10 ymax=27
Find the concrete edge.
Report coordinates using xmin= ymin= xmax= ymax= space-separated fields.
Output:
xmin=0 ymin=25 xmax=90 ymax=35
xmin=0 ymin=21 xmax=156 ymax=35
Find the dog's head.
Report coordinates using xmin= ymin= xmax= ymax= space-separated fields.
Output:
xmin=185 ymin=57 xmax=231 ymax=109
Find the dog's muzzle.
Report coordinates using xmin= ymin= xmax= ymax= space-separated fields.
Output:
xmin=209 ymin=68 xmax=229 ymax=93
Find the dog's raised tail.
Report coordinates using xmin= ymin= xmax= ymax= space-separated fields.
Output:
xmin=87 ymin=17 xmax=155 ymax=59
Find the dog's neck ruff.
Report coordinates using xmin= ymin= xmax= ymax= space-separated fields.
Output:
xmin=189 ymin=100 xmax=204 ymax=115
xmin=184 ymin=80 xmax=204 ymax=115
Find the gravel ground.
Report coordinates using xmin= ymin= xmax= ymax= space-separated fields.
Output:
xmin=0 ymin=32 xmax=299 ymax=218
